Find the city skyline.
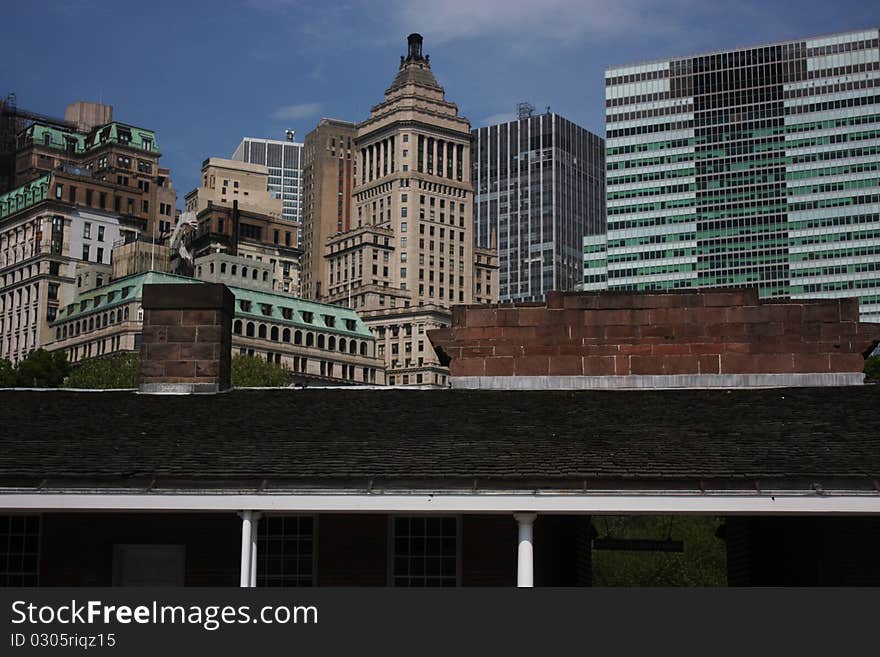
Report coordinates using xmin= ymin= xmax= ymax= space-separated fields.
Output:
xmin=3 ymin=1 xmax=879 ymax=199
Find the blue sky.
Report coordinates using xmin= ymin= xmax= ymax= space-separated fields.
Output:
xmin=2 ymin=0 xmax=879 ymax=202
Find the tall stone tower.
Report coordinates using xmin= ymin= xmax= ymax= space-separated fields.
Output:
xmin=322 ymin=34 xmax=494 ymax=386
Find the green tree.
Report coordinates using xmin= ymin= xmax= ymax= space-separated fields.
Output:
xmin=231 ymin=355 xmax=291 ymax=387
xmin=591 ymin=516 xmax=727 ymax=586
xmin=0 ymin=358 xmax=16 ymax=387
xmin=12 ymin=349 xmax=70 ymax=388
xmin=66 ymin=352 xmax=141 ymax=389
xmin=866 ymin=356 xmax=880 ymax=382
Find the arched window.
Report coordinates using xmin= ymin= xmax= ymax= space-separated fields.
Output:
xmin=75 ymin=321 xmax=81 ymax=335
xmin=55 ymin=328 xmax=60 ymax=340
xmin=295 ymin=330 xmax=302 ymax=345
xmin=62 ymin=325 xmax=68 ymax=339
xmin=328 ymin=336 xmax=336 ymax=351
xmin=258 ymin=324 xmax=267 ymax=339
xmin=350 ymin=340 xmax=357 ymax=355
xmin=88 ymin=317 xmax=94 ymax=331
xmin=339 ymin=338 xmax=346 ymax=353
xmin=242 ymin=267 xmax=248 ymax=278
xmin=220 ymin=263 xmax=227 ymax=274
xmin=359 ymin=342 xmax=367 ymax=356
xmin=109 ymin=310 xmax=115 ymax=323
xmin=137 ymin=306 xmax=143 ymax=322
xmin=197 ymin=266 xmax=202 ymax=276
xmin=210 ymin=262 xmax=215 ymax=274
xmin=317 ymin=334 xmax=325 ymax=349
xmin=246 ymin=322 xmax=255 ymax=337
xmin=270 ymin=326 xmax=279 ymax=341
xmin=103 ymin=313 xmax=108 ymax=327
xmin=262 ymin=271 xmax=268 ymax=282
xmin=233 ymin=320 xmax=243 ymax=335
xmin=252 ymin=269 xmax=257 ymax=280
xmin=231 ymin=265 xmax=237 ymax=276
xmin=282 ymin=328 xmax=291 ymax=342
xmin=306 ymin=332 xmax=314 ymax=347
xmin=123 ymin=307 xmax=130 ymax=321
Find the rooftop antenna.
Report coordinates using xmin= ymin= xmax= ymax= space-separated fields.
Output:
xmin=517 ymin=101 xmax=535 ymax=119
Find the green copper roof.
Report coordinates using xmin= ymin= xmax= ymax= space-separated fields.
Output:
xmin=53 ymin=272 xmax=374 ymax=339
xmin=54 ymin=271 xmax=196 ymax=324
xmin=0 ymin=174 xmax=50 ymax=220
xmin=23 ymin=121 xmax=159 ymax=155
xmin=228 ymin=286 xmax=374 ymax=339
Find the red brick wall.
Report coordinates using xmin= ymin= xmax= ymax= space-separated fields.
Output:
xmin=139 ymin=284 xmax=234 ymax=390
xmin=40 ymin=513 xmax=240 ymax=586
xmin=724 ymin=517 xmax=880 ymax=585
xmin=37 ymin=513 xmax=588 ymax=586
xmin=317 ymin=514 xmax=388 ymax=586
xmin=461 ymin=515 xmax=516 ymax=586
xmin=429 ymin=290 xmax=880 ymax=378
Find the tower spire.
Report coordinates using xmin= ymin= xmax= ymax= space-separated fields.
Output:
xmin=406 ymin=33 xmax=424 ymax=62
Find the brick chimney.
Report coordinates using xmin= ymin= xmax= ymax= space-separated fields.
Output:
xmin=139 ymin=283 xmax=234 ymax=394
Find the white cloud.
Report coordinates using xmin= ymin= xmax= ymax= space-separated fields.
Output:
xmin=270 ymin=102 xmax=322 ymax=121
xmin=479 ymin=112 xmax=517 ymax=126
xmin=389 ymin=0 xmax=696 ymax=45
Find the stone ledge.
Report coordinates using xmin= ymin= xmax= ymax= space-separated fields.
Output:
xmin=451 ymin=373 xmax=866 ymax=390
xmin=138 ymin=382 xmax=231 ymax=395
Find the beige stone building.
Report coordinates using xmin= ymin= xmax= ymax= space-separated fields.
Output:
xmin=0 ymin=174 xmax=146 ymax=363
xmin=301 ymin=119 xmax=357 ymax=301
xmin=46 ymin=270 xmax=385 ymax=385
xmin=320 ymin=33 xmax=497 ymax=386
xmin=14 ymin=107 xmax=175 ymax=241
xmin=63 ymin=101 xmax=113 ymax=133
xmin=184 ymin=157 xmax=282 ymax=219
xmin=190 ymin=203 xmax=301 ymax=296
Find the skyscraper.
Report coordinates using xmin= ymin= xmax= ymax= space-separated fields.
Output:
xmin=321 ymin=33 xmax=497 ymax=386
xmin=473 ymin=108 xmax=605 ymax=302
xmin=301 ymin=118 xmax=357 ymax=301
xmin=231 ymin=134 xmax=304 ymax=235
xmin=600 ymin=28 xmax=880 ymax=322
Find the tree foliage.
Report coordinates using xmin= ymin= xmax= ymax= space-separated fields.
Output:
xmin=591 ymin=516 xmax=727 ymax=586
xmin=0 ymin=349 xmax=70 ymax=388
xmin=66 ymin=352 xmax=141 ymax=389
xmin=231 ymin=355 xmax=291 ymax=387
xmin=0 ymin=358 xmax=16 ymax=387
xmin=866 ymin=356 xmax=880 ymax=382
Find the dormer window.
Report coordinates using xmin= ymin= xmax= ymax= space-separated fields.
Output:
xmin=240 ymin=300 xmax=252 ymax=312
xmin=323 ymin=315 xmax=336 ymax=327
xmin=281 ymin=308 xmax=293 ymax=320
xmin=302 ymin=311 xmax=313 ymax=324
xmin=261 ymin=303 xmax=272 ymax=316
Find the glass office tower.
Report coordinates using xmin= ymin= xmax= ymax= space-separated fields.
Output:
xmin=602 ymin=28 xmax=880 ymax=321
xmin=232 ymin=136 xmax=304 ymax=237
xmin=473 ymin=112 xmax=605 ymax=302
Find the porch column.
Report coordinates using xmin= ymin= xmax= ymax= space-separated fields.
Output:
xmin=514 ymin=513 xmax=537 ymax=588
xmin=250 ymin=512 xmax=262 ymax=587
xmin=239 ymin=511 xmax=253 ymax=588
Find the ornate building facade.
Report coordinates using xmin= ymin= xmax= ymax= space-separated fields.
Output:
xmin=321 ymin=34 xmax=497 ymax=386
xmin=45 ymin=270 xmax=385 ymax=385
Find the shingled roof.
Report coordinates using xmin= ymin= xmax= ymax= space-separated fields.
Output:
xmin=1 ymin=387 xmax=879 ymax=492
